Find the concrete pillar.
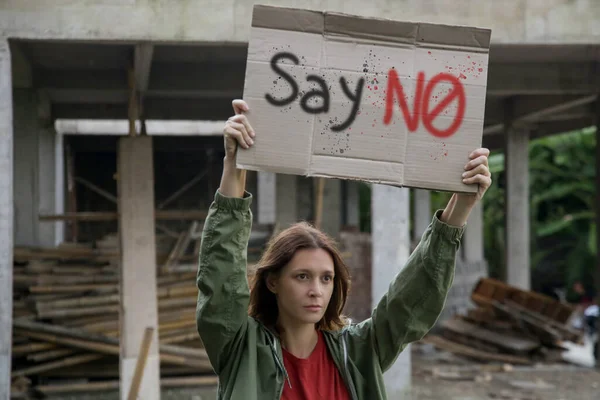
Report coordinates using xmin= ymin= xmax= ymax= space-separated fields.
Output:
xmin=505 ymin=125 xmax=530 ymax=290
xmin=54 ymin=132 xmax=65 ymax=246
xmin=413 ymin=189 xmax=431 ymax=244
xmin=343 ymin=180 xmax=360 ymax=229
xmin=463 ymin=201 xmax=484 ymax=263
xmin=13 ymin=89 xmax=56 ymax=247
xmin=296 ymin=176 xmax=313 ymax=222
xmin=275 ymin=173 xmax=297 ymax=229
xmin=0 ymin=39 xmax=14 ymax=400
xmin=321 ymin=178 xmax=341 ymax=238
xmin=117 ymin=136 xmax=160 ymax=400
xmin=595 ymin=100 xmax=600 ymax=307
xmin=372 ymin=184 xmax=411 ymax=399
xmin=257 ymin=171 xmax=276 ymax=225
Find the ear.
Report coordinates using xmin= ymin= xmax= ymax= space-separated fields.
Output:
xmin=266 ymin=272 xmax=278 ymax=294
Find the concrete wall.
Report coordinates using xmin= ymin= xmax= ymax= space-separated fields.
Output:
xmin=13 ymin=89 xmax=56 ymax=247
xmin=0 ymin=0 xmax=598 ymax=43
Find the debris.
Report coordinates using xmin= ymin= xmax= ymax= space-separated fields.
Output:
xmin=421 ymin=278 xmax=585 ymax=366
xmin=10 ymin=229 xmax=231 ymax=395
xmin=489 ymin=389 xmax=540 ymax=400
xmin=508 ymin=379 xmax=555 ymax=390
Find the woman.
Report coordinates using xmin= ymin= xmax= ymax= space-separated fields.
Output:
xmin=196 ymin=99 xmax=492 ymax=400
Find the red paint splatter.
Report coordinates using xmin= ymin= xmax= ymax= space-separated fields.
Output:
xmin=374 ymin=86 xmax=378 ymax=90
xmin=467 ymin=55 xmax=471 ymax=59
xmin=444 ymin=151 xmax=448 ymax=156
xmin=459 ymin=73 xmax=467 ymax=80
xmin=478 ymin=68 xmax=483 ymax=72
xmin=428 ymin=51 xmax=432 ymax=54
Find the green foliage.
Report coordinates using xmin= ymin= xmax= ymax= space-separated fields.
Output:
xmin=483 ymin=127 xmax=597 ymax=296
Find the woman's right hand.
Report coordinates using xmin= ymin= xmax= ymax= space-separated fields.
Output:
xmin=223 ymin=99 xmax=255 ymax=160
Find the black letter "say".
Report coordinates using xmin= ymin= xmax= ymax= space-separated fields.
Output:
xmin=265 ymin=52 xmax=299 ymax=107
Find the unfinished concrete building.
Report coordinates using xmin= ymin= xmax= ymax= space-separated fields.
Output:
xmin=1 ymin=1 xmax=599 ymax=399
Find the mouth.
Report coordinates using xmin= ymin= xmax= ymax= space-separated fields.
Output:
xmin=304 ymin=305 xmax=322 ymax=312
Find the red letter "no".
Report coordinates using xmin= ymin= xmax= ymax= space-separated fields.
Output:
xmin=383 ymin=69 xmax=466 ymax=138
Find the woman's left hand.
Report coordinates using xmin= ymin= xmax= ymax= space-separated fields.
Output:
xmin=458 ymin=147 xmax=492 ymax=204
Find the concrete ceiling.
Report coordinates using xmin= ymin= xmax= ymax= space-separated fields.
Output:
xmin=9 ymin=40 xmax=600 ymax=150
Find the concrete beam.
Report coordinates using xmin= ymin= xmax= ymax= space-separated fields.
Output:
xmin=134 ymin=43 xmax=153 ymax=93
xmin=483 ymin=115 xmax=595 ymax=150
xmin=504 ymin=122 xmax=530 ymax=290
xmin=8 ymin=41 xmax=31 ymax=89
xmin=117 ymin=136 xmax=160 ymax=400
xmin=0 ymin=39 xmax=13 ymax=400
xmin=320 ymin=178 xmax=341 ymax=238
xmin=487 ymin=62 xmax=599 ymax=96
xmin=463 ymin=202 xmax=484 ymax=263
xmin=52 ymin=97 xmax=234 ymax=120
xmin=275 ymin=174 xmax=297 ymax=230
xmin=257 ymin=171 xmax=276 ymax=225
xmin=412 ymin=189 xmax=431 ymax=246
xmin=484 ymin=95 xmax=597 ymax=135
xmin=372 ymin=184 xmax=411 ymax=398
xmin=0 ymin=1 xmax=599 ymax=44
xmin=55 ymin=119 xmax=225 ymax=136
xmin=38 ymin=61 xmax=599 ymax=98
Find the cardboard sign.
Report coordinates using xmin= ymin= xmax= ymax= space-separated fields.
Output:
xmin=237 ymin=5 xmax=492 ymax=193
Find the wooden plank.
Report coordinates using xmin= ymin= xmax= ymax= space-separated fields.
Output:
xmin=471 ymin=277 xmax=575 ymax=324
xmin=502 ymin=299 xmax=583 ymax=342
xmin=442 ymin=318 xmax=541 ymax=354
xmin=127 ymin=327 xmax=154 ymax=400
xmin=420 ymin=335 xmax=532 ymax=365
xmin=117 ymin=136 xmax=160 ymax=399
xmin=35 ymin=375 xmax=218 ymax=394
xmin=39 ymin=210 xmax=208 ymax=221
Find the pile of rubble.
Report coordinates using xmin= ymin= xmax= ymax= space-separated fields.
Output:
xmin=422 ymin=278 xmax=584 ymax=366
xmin=10 ymin=231 xmax=221 ymax=397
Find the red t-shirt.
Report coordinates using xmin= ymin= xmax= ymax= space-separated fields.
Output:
xmin=280 ymin=330 xmax=351 ymax=400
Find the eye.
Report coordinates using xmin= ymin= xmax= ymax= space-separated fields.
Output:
xmin=322 ymin=275 xmax=333 ymax=283
xmin=296 ymin=273 xmax=308 ymax=280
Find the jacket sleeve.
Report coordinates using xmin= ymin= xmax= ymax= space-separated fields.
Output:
xmin=349 ymin=209 xmax=465 ymax=372
xmin=195 ymin=190 xmax=253 ymax=374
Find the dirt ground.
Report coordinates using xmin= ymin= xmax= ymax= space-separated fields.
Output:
xmin=410 ymin=342 xmax=600 ymax=400
xmin=38 ymin=341 xmax=600 ymax=400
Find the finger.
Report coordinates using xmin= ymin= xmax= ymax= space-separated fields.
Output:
xmin=228 ymin=121 xmax=253 ymax=147
xmin=463 ymin=174 xmax=492 ymax=188
xmin=230 ymin=114 xmax=255 ymax=138
xmin=464 ymin=155 xmax=488 ymax=170
xmin=232 ymin=99 xmax=249 ymax=115
xmin=462 ymin=164 xmax=489 ymax=179
xmin=469 ymin=147 xmax=490 ymax=159
xmin=224 ymin=125 xmax=248 ymax=149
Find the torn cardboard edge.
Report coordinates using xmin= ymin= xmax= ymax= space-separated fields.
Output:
xmin=251 ymin=5 xmax=491 ymax=49
xmin=238 ymin=4 xmax=492 ymax=194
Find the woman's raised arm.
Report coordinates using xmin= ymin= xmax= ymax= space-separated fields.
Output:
xmin=195 ymin=100 xmax=256 ymax=374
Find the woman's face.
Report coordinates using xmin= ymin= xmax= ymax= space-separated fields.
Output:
xmin=268 ymin=248 xmax=335 ymax=328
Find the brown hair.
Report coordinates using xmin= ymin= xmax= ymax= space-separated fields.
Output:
xmin=248 ymin=221 xmax=351 ymax=331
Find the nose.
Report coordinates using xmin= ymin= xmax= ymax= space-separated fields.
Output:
xmin=308 ymin=280 xmax=324 ymax=297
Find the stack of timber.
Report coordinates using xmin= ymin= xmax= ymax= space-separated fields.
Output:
xmin=421 ymin=278 xmax=584 ymax=366
xmin=11 ymin=226 xmax=253 ymax=396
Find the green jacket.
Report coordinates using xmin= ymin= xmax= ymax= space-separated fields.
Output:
xmin=196 ymin=190 xmax=465 ymax=400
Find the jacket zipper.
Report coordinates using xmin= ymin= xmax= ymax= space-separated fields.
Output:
xmin=342 ymin=331 xmax=359 ymax=400
xmin=267 ymin=333 xmax=292 ymax=397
